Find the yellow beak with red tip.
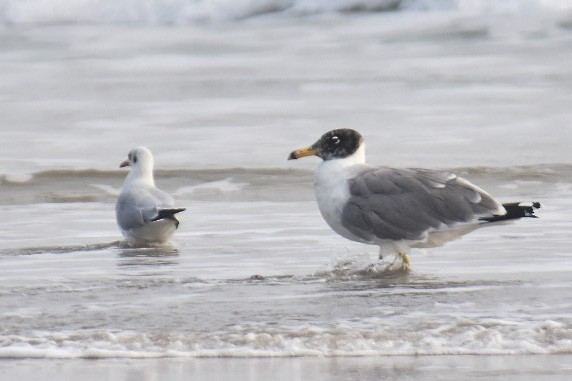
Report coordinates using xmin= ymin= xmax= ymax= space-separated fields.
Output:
xmin=288 ymin=146 xmax=319 ymax=160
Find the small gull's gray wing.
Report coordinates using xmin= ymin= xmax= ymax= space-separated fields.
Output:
xmin=146 ymin=186 xmax=176 ymax=209
xmin=116 ymin=186 xmax=176 ymax=231
xmin=341 ymin=167 xmax=503 ymax=242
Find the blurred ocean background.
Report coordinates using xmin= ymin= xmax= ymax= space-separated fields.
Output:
xmin=0 ymin=0 xmax=571 ymax=379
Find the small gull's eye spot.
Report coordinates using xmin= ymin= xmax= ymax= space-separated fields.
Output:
xmin=133 ymin=155 xmax=137 ymax=163
xmin=332 ymin=136 xmax=340 ymax=145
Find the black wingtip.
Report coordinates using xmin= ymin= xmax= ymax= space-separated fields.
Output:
xmin=151 ymin=208 xmax=186 ymax=223
xmin=480 ymin=202 xmax=541 ymax=223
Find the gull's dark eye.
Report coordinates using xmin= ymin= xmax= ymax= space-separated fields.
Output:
xmin=133 ymin=155 xmax=137 ymax=163
xmin=332 ymin=136 xmax=340 ymax=145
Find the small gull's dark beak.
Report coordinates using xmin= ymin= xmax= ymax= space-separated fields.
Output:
xmin=119 ymin=160 xmax=130 ymax=168
xmin=288 ymin=146 xmax=319 ymax=160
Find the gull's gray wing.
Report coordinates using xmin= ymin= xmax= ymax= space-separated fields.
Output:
xmin=116 ymin=186 xmax=175 ymax=231
xmin=341 ymin=167 xmax=503 ymax=242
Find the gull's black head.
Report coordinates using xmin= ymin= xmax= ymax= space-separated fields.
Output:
xmin=288 ymin=129 xmax=364 ymax=161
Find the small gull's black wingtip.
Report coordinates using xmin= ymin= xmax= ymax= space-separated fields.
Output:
xmin=151 ymin=208 xmax=187 ymax=222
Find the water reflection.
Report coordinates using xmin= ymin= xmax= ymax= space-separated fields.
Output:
xmin=116 ymin=245 xmax=180 ymax=268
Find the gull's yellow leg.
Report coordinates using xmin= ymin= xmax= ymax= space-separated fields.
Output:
xmin=398 ymin=252 xmax=411 ymax=270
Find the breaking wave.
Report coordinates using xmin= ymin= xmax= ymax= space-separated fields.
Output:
xmin=0 ymin=163 xmax=569 ymax=205
xmin=0 ymin=0 xmax=571 ymax=25
xmin=1 ymin=317 xmax=570 ymax=358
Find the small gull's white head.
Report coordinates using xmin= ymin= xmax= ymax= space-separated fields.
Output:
xmin=120 ymin=146 xmax=155 ymax=186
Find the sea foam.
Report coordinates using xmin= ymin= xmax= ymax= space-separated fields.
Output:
xmin=1 ymin=0 xmax=571 ymax=25
xmin=0 ymin=317 xmax=570 ymax=358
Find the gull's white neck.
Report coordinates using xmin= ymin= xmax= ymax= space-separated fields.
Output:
xmin=345 ymin=143 xmax=366 ymax=166
xmin=124 ymin=165 xmax=155 ymax=188
xmin=320 ymin=143 xmax=366 ymax=171
xmin=313 ymin=143 xmax=366 ymax=242
xmin=315 ymin=143 xmax=366 ymax=186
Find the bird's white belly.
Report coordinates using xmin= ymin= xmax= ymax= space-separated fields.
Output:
xmin=122 ymin=219 xmax=177 ymax=245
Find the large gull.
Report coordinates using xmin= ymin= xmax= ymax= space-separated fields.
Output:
xmin=288 ymin=129 xmax=540 ymax=268
xmin=116 ymin=146 xmax=185 ymax=245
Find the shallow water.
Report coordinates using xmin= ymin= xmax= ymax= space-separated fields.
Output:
xmin=1 ymin=355 xmax=572 ymax=381
xmin=0 ymin=165 xmax=570 ymax=358
xmin=0 ymin=3 xmax=571 ymax=366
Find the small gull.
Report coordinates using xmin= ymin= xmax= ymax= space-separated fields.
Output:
xmin=288 ymin=129 xmax=540 ymax=268
xmin=116 ymin=146 xmax=185 ymax=245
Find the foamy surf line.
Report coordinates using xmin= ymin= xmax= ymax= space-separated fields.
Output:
xmin=1 ymin=318 xmax=570 ymax=359
xmin=1 ymin=0 xmax=571 ymax=24
xmin=1 ymin=163 xmax=571 ymax=184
